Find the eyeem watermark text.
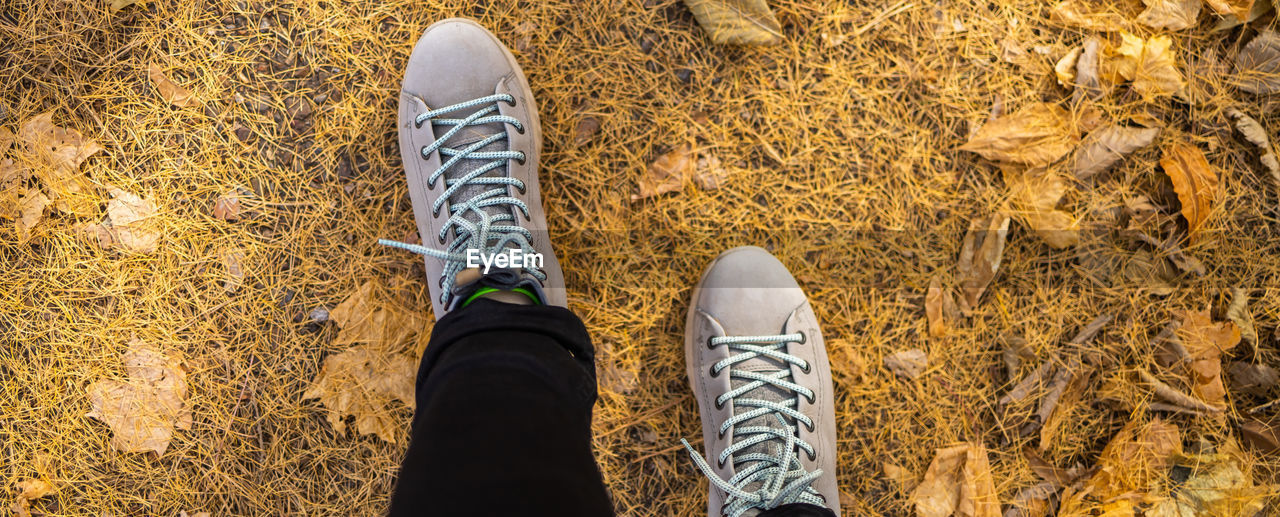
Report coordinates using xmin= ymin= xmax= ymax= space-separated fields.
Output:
xmin=466 ymin=248 xmax=544 ymax=274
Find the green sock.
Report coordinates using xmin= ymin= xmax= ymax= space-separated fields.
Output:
xmin=461 ymin=286 xmax=541 ymax=308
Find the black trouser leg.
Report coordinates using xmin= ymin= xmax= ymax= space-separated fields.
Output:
xmin=389 ymin=299 xmax=614 ymax=517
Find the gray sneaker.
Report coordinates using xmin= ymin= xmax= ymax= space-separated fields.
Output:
xmin=379 ymin=18 xmax=565 ymax=318
xmin=682 ymin=247 xmax=840 ymax=517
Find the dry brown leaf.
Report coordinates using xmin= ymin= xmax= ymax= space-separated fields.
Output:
xmin=1240 ymin=418 xmax=1280 ymax=453
xmin=1003 ymin=168 xmax=1079 ymax=248
xmin=303 ymin=345 xmax=416 ymax=443
xmin=1108 ymin=33 xmax=1184 ymax=100
xmin=694 ymin=154 xmax=730 ymax=190
xmin=1175 ymin=309 xmax=1241 ymax=408
xmin=574 ymin=117 xmax=601 ymax=147
xmin=1072 ymin=124 xmax=1161 ymax=180
xmin=16 ymin=186 xmax=49 ymax=243
xmin=329 ymin=281 xmax=427 ymax=348
xmin=98 ymin=188 xmax=160 ymax=253
xmin=1229 ymin=361 xmax=1278 ymax=395
xmin=0 ymin=126 xmax=13 ymax=156
xmin=1159 ymin=142 xmax=1217 ymax=235
xmin=1227 ymin=109 xmax=1280 ymax=186
xmin=1039 ymin=368 xmax=1092 ymax=451
xmin=683 ymin=0 xmax=783 ymax=45
xmin=220 ymin=247 xmax=246 ymax=293
xmin=86 ymin=340 xmax=192 ymax=455
xmin=925 ymin=276 xmax=957 ymax=338
xmin=148 ymin=62 xmax=198 ymax=108
xmin=1225 ymin=287 xmax=1258 ymax=347
xmin=1073 ymin=38 xmax=1107 ymax=102
xmin=1236 ymin=30 xmax=1280 ymax=94
xmin=11 ymin=479 xmax=54 ymax=517
xmin=1074 ymin=417 xmax=1182 ymax=503
xmin=1212 ymin=0 xmax=1271 ymax=30
xmin=212 ymin=189 xmax=243 ymax=221
xmin=634 ymin=144 xmax=695 ymax=201
xmin=1205 ymin=0 xmax=1254 ymax=20
xmin=885 ymin=349 xmax=928 ymax=380
xmin=910 ymin=444 xmax=1001 ymax=517
xmin=1055 ymin=47 xmax=1082 ymax=89
xmin=956 ymin=213 xmax=1010 ymax=311
xmin=1137 ymin=0 xmax=1201 ymax=30
xmin=1146 ymin=451 xmax=1268 ymax=516
xmin=959 ymin=103 xmax=1080 ymax=166
xmin=17 ymin=112 xmax=102 ymax=215
xmin=1050 ymin=0 xmax=1131 ymax=31
xmin=111 ymin=0 xmax=144 ymax=12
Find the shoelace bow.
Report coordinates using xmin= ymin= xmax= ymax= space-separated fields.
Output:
xmin=681 ymin=333 xmax=827 ymax=516
xmin=379 ymin=94 xmax=545 ymax=304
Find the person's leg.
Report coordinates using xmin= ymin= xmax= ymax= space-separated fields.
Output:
xmin=388 ymin=299 xmax=612 ymax=516
xmin=380 ymin=16 xmax=609 ymax=516
xmin=681 ymin=247 xmax=843 ymax=517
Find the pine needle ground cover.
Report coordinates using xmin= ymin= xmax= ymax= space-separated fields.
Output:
xmin=3 ymin=0 xmax=1280 ymax=515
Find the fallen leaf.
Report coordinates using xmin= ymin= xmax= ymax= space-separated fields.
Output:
xmin=1159 ymin=142 xmax=1217 ymax=235
xmin=1056 ymin=47 xmax=1082 ymax=89
xmin=1073 ymin=37 xmax=1108 ymax=103
xmin=633 ymin=144 xmax=695 ymax=201
xmin=1229 ymin=361 xmax=1278 ymax=395
xmin=1147 ymin=451 xmax=1267 ymax=516
xmin=1205 ymin=0 xmax=1254 ymax=20
xmin=303 ymin=345 xmax=416 ymax=443
xmin=1039 ymin=367 xmax=1092 ymax=451
xmin=956 ymin=213 xmax=1010 ymax=311
xmin=1072 ymin=124 xmax=1161 ymax=180
xmin=0 ymin=127 xmax=13 ymax=156
xmin=960 ymin=103 xmax=1080 ymax=166
xmin=1137 ymin=0 xmax=1201 ymax=30
xmin=885 ymin=349 xmax=928 ymax=380
xmin=329 ymin=281 xmax=427 ymax=348
xmin=1225 ymin=287 xmax=1258 ymax=347
xmin=17 ymin=112 xmax=102 ymax=215
xmin=11 ymin=479 xmax=54 ymax=517
xmin=1235 ymin=30 xmax=1280 ymax=94
xmin=212 ymin=189 xmax=242 ymax=221
xmin=574 ymin=117 xmax=601 ymax=147
xmin=1075 ymin=417 xmax=1182 ymax=503
xmin=111 ymin=0 xmax=144 ymax=12
xmin=694 ymin=154 xmax=730 ymax=190
xmin=1240 ymin=418 xmax=1280 ymax=453
xmin=925 ymin=276 xmax=958 ymax=338
xmin=220 ymin=247 xmax=246 ymax=293
xmin=1003 ymin=168 xmax=1079 ymax=248
xmin=1001 ymin=37 xmax=1032 ymax=68
xmin=1175 ymin=309 xmax=1241 ymax=408
xmin=1227 ymin=108 xmax=1280 ymax=187
xmin=98 ymin=188 xmax=160 ymax=253
xmin=16 ymin=186 xmax=49 ymax=243
xmin=1108 ymin=32 xmax=1184 ymax=100
xmin=86 ymin=339 xmax=192 ymax=455
xmin=1050 ymin=0 xmax=1131 ymax=31
xmin=683 ymin=0 xmax=783 ymax=45
xmin=910 ymin=444 xmax=1001 ymax=517
xmin=148 ymin=63 xmax=198 ymax=108
xmin=1211 ymin=0 xmax=1271 ymax=30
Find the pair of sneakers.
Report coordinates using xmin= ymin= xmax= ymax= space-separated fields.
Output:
xmin=380 ymin=19 xmax=840 ymax=517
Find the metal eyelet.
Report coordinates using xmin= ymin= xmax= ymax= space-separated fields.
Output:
xmin=706 ymin=337 xmax=716 ymax=350
xmin=506 ymin=98 xmax=517 ymax=106
xmin=515 ymin=125 xmax=526 ymax=135
xmin=714 ymin=397 xmax=725 ymax=410
xmin=803 ymin=419 xmax=815 ymax=432
xmin=438 ymin=276 xmax=446 ymax=287
xmin=795 ymin=331 xmax=808 ymax=345
xmin=807 ymin=449 xmax=817 ymax=462
xmin=437 ymin=233 xmax=447 ymax=245
xmin=708 ymin=365 xmax=720 ymax=378
xmin=804 ymin=391 xmax=816 ymax=404
xmin=414 ymin=119 xmax=423 ymax=129
xmin=716 ymin=456 xmax=727 ymax=469
xmin=799 ymin=361 xmax=812 ymax=374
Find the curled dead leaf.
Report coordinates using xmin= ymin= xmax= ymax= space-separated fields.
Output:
xmin=1205 ymin=0 xmax=1254 ymax=20
xmin=329 ymin=281 xmax=427 ymax=348
xmin=1174 ymin=309 xmax=1241 ymax=408
xmin=925 ymin=276 xmax=958 ymax=338
xmin=956 ymin=213 xmax=1010 ymax=311
xmin=16 ymin=186 xmax=49 ymax=243
xmin=98 ymin=188 xmax=160 ymax=253
xmin=17 ymin=112 xmax=102 ymax=215
xmin=959 ymin=103 xmax=1080 ymax=166
xmin=86 ymin=340 xmax=192 ymax=455
xmin=1236 ymin=30 xmax=1280 ymax=94
xmin=1055 ymin=47 xmax=1082 ymax=89
xmin=212 ymin=189 xmax=243 ymax=221
xmin=1072 ymin=124 xmax=1160 ymax=180
xmin=148 ymin=62 xmax=198 ymax=108
xmin=1050 ymin=0 xmax=1132 ymax=31
xmin=11 ymin=479 xmax=54 ymax=517
xmin=1159 ymin=142 xmax=1217 ymax=236
xmin=884 ymin=349 xmax=928 ymax=380
xmin=683 ymin=0 xmax=784 ymax=45
xmin=1003 ymin=168 xmax=1079 ymax=248
xmin=1227 ymin=108 xmax=1280 ymax=185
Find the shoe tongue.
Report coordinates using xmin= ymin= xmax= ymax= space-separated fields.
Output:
xmin=432 ymin=105 xmax=513 ymax=227
xmin=728 ymin=329 xmax=800 ymax=487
